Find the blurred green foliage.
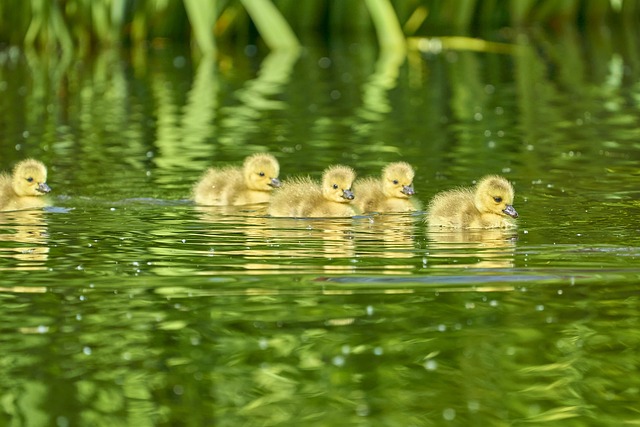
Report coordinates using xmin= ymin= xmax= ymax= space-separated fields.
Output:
xmin=1 ymin=0 xmax=639 ymax=54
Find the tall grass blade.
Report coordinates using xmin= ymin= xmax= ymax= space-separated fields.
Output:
xmin=184 ymin=0 xmax=217 ymax=54
xmin=365 ymin=0 xmax=406 ymax=49
xmin=240 ymin=0 xmax=300 ymax=50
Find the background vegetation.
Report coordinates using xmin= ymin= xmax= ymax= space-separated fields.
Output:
xmin=1 ymin=0 xmax=639 ymax=54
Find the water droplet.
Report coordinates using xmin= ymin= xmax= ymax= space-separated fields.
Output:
xmin=173 ymin=56 xmax=186 ymax=68
xmin=356 ymin=404 xmax=370 ymax=416
xmin=244 ymin=44 xmax=257 ymax=57
xmin=83 ymin=346 xmax=92 ymax=355
xmin=318 ymin=57 xmax=332 ymax=69
xmin=443 ymin=408 xmax=456 ymax=421
xmin=332 ymin=355 xmax=345 ymax=367
xmin=424 ymin=359 xmax=438 ymax=371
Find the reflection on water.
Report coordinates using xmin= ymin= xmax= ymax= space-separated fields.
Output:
xmin=427 ymin=227 xmax=518 ymax=269
xmin=193 ymin=206 xmax=359 ymax=274
xmin=265 ymin=218 xmax=357 ymax=272
xmin=0 ymin=210 xmax=49 ymax=271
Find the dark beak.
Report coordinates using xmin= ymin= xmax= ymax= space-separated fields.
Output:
xmin=37 ymin=182 xmax=51 ymax=193
xmin=503 ymin=205 xmax=518 ymax=218
xmin=342 ymin=189 xmax=354 ymax=200
xmin=269 ymin=178 xmax=281 ymax=188
xmin=402 ymin=185 xmax=414 ymax=196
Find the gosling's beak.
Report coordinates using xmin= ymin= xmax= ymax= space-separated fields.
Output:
xmin=269 ymin=178 xmax=281 ymax=188
xmin=402 ymin=185 xmax=414 ymax=196
xmin=37 ymin=182 xmax=51 ymax=193
xmin=503 ymin=204 xmax=518 ymax=218
xmin=342 ymin=189 xmax=355 ymax=200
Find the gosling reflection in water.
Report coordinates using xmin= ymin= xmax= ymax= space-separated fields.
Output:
xmin=427 ymin=229 xmax=517 ymax=269
xmin=0 ymin=210 xmax=50 ymax=271
xmin=256 ymin=218 xmax=357 ymax=273
xmin=354 ymin=213 xmax=419 ymax=274
xmin=193 ymin=208 xmax=356 ymax=274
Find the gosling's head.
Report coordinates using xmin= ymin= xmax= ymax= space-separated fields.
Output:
xmin=474 ymin=175 xmax=518 ymax=218
xmin=11 ymin=159 xmax=51 ymax=197
xmin=381 ymin=162 xmax=415 ymax=198
xmin=322 ymin=165 xmax=356 ymax=203
xmin=243 ymin=153 xmax=281 ymax=191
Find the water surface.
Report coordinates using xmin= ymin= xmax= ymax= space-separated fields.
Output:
xmin=1 ymin=29 xmax=640 ymax=426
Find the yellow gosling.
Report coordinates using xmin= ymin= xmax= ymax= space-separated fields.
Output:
xmin=353 ymin=161 xmax=418 ymax=213
xmin=0 ymin=159 xmax=51 ymax=212
xmin=193 ymin=153 xmax=281 ymax=206
xmin=426 ymin=175 xmax=518 ymax=229
xmin=268 ymin=165 xmax=357 ymax=218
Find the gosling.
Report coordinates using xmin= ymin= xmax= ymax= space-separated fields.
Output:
xmin=193 ymin=153 xmax=281 ymax=206
xmin=0 ymin=159 xmax=52 ymax=212
xmin=268 ymin=165 xmax=357 ymax=218
xmin=353 ymin=162 xmax=418 ymax=213
xmin=426 ymin=175 xmax=518 ymax=229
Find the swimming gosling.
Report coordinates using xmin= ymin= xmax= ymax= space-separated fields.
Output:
xmin=268 ymin=165 xmax=357 ymax=218
xmin=0 ymin=159 xmax=52 ymax=212
xmin=193 ymin=153 xmax=281 ymax=206
xmin=426 ymin=175 xmax=518 ymax=229
xmin=353 ymin=162 xmax=418 ymax=213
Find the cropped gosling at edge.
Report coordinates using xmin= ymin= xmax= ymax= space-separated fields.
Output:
xmin=193 ymin=153 xmax=281 ymax=206
xmin=0 ymin=159 xmax=52 ymax=212
xmin=268 ymin=165 xmax=357 ymax=218
xmin=426 ymin=175 xmax=518 ymax=229
xmin=353 ymin=162 xmax=418 ymax=213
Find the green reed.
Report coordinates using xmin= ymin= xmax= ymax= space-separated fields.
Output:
xmin=0 ymin=0 xmax=639 ymax=54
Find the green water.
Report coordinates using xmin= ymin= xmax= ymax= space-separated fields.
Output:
xmin=1 ymin=29 xmax=640 ymax=426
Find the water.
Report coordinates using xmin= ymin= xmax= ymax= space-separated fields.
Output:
xmin=1 ymin=28 xmax=640 ymax=426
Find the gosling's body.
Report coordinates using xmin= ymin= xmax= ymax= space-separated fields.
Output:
xmin=268 ymin=165 xmax=357 ymax=218
xmin=353 ymin=162 xmax=418 ymax=213
xmin=0 ymin=159 xmax=52 ymax=212
xmin=193 ymin=153 xmax=281 ymax=206
xmin=427 ymin=175 xmax=518 ymax=229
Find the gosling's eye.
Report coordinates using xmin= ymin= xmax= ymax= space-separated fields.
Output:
xmin=332 ymin=184 xmax=338 ymax=189
xmin=26 ymin=177 xmax=34 ymax=183
xmin=259 ymin=172 xmax=265 ymax=177
xmin=493 ymin=196 xmax=502 ymax=203
xmin=393 ymin=180 xmax=398 ymax=185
